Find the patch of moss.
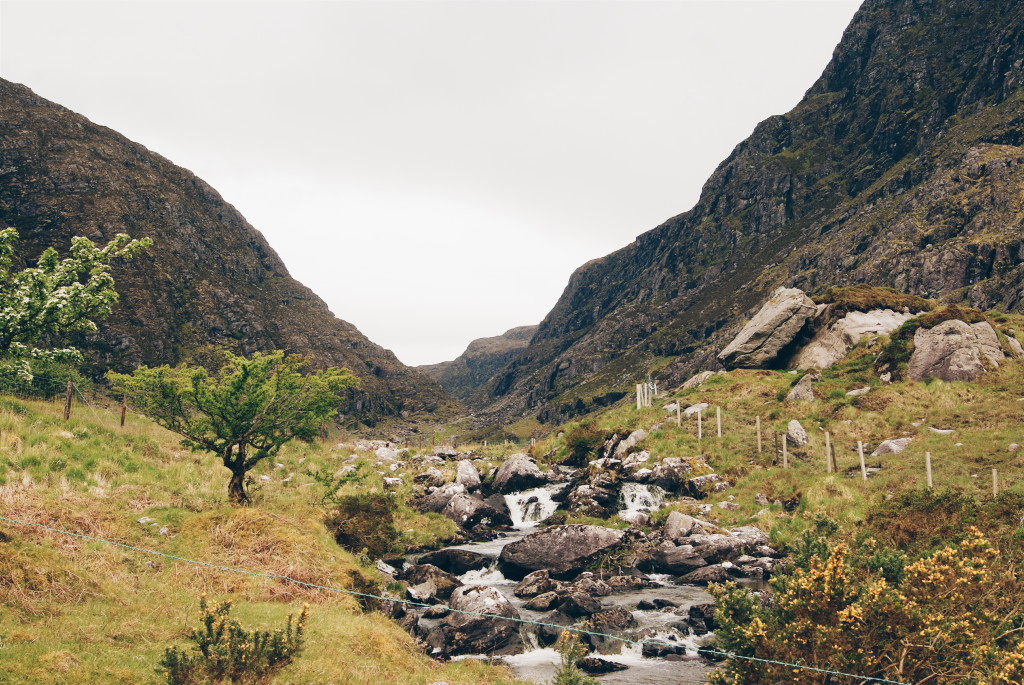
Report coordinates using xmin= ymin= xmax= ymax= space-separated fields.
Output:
xmin=813 ymin=284 xmax=935 ymax=316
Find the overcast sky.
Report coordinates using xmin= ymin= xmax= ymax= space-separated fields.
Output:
xmin=0 ymin=0 xmax=861 ymax=366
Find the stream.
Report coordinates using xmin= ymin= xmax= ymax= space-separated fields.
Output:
xmin=434 ymin=483 xmax=717 ymax=684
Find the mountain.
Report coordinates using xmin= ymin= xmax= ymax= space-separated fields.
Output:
xmin=475 ymin=0 xmax=1024 ymax=424
xmin=418 ymin=325 xmax=537 ymax=403
xmin=0 ymin=79 xmax=454 ymax=424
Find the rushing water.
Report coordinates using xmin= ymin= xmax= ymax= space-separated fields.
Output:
xmin=442 ymin=525 xmax=715 ymax=684
xmin=504 ymin=483 xmax=568 ymax=529
xmin=618 ymin=482 xmax=666 ymax=517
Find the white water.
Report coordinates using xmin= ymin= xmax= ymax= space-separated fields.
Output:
xmin=505 ymin=483 xmax=567 ymax=529
xmin=618 ymin=482 xmax=666 ymax=515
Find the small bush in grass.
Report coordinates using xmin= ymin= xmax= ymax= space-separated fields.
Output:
xmin=324 ymin=492 xmax=398 ymax=559
xmin=158 ymin=595 xmax=308 ymax=685
xmin=561 ymin=422 xmax=606 ymax=467
xmin=551 ymin=631 xmax=598 ymax=685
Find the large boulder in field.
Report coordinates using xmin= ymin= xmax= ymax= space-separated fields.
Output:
xmin=491 ymin=453 xmax=547 ymax=493
xmin=425 ymin=585 xmax=521 ymax=657
xmin=499 ymin=524 xmax=625 ymax=580
xmin=792 ymin=309 xmax=917 ymax=370
xmin=455 ymin=459 xmax=482 ymax=491
xmin=786 ymin=419 xmax=808 ymax=447
xmin=718 ymin=287 xmax=818 ymax=369
xmin=908 ymin=320 xmax=1005 ymax=382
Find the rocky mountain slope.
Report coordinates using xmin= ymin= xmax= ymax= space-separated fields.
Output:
xmin=0 ymin=79 xmax=453 ymax=423
xmin=418 ymin=325 xmax=537 ymax=403
xmin=473 ymin=0 xmax=1024 ymax=425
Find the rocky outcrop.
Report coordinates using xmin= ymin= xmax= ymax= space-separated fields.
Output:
xmin=786 ymin=373 xmax=818 ymax=402
xmin=0 ymin=79 xmax=453 ymax=423
xmin=455 ymin=460 xmax=481 ymax=491
xmin=499 ymin=524 xmax=625 ymax=580
xmin=416 ymin=548 xmax=490 ymax=575
xmin=718 ymin=288 xmax=819 ymax=369
xmin=786 ymin=419 xmax=809 ymax=447
xmin=908 ymin=320 xmax=1005 ymax=382
xmin=425 ymin=585 xmax=521 ymax=657
xmin=791 ymin=309 xmax=918 ymax=370
xmin=491 ymin=454 xmax=548 ymax=493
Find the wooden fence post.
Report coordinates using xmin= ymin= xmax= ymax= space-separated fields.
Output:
xmin=993 ymin=468 xmax=999 ymax=497
xmin=925 ymin=451 xmax=933 ymax=488
xmin=858 ymin=440 xmax=866 ymax=480
xmin=825 ymin=431 xmax=833 ymax=473
xmin=697 ymin=410 xmax=703 ymax=440
xmin=676 ymin=403 xmax=681 ymax=427
xmin=63 ymin=380 xmax=73 ymax=421
xmin=636 ymin=384 xmax=643 ymax=410
xmin=716 ymin=406 xmax=722 ymax=438
xmin=756 ymin=416 xmax=762 ymax=454
xmin=782 ymin=433 xmax=788 ymax=468
xmin=120 ymin=394 xmax=127 ymax=428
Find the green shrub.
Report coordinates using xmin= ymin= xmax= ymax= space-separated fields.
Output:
xmin=551 ymin=632 xmax=599 ymax=685
xmin=324 ymin=492 xmax=398 ymax=559
xmin=158 ymin=595 xmax=308 ymax=685
xmin=561 ymin=422 xmax=606 ymax=467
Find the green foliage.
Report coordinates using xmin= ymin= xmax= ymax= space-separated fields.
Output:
xmin=560 ymin=422 xmax=606 ymax=467
xmin=0 ymin=227 xmax=151 ymax=377
xmin=158 ymin=595 xmax=308 ymax=685
xmin=813 ymin=284 xmax=934 ymax=316
xmin=550 ymin=632 xmax=598 ymax=685
xmin=109 ymin=350 xmax=357 ymax=504
xmin=324 ymin=492 xmax=399 ymax=559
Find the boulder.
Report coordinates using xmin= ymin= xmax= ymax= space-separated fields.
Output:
xmin=664 ymin=511 xmax=696 ymax=541
xmin=499 ymin=524 xmax=625 ymax=580
xmin=567 ymin=573 xmax=613 ymax=597
xmin=792 ymin=308 xmax=917 ymax=370
xmin=523 ymin=591 xmax=561 ymax=611
xmin=1008 ymin=336 xmax=1024 ymax=358
xmin=399 ymin=564 xmax=462 ymax=600
xmin=846 ymin=386 xmax=871 ymax=397
xmin=638 ymin=457 xmax=695 ymax=492
xmin=455 ymin=460 xmax=481 ymax=491
xmin=557 ymin=592 xmax=602 ymax=617
xmin=417 ymin=548 xmax=490 ymax=575
xmin=606 ymin=575 xmax=657 ymax=591
xmin=908 ymin=320 xmax=1005 ymax=382
xmin=578 ymin=657 xmax=629 ymax=673
xmin=414 ymin=468 xmax=445 ymax=487
xmin=612 ymin=429 xmax=648 ymax=458
xmin=871 ymin=438 xmax=912 ymax=457
xmin=786 ymin=373 xmax=817 ymax=402
xmin=513 ymin=569 xmax=559 ymax=598
xmin=680 ymin=564 xmax=731 ymax=585
xmin=641 ymin=640 xmax=686 ymax=658
xmin=442 ymin=494 xmax=511 ymax=529
xmin=425 ymin=585 xmax=521 ymax=657
xmin=681 ymin=370 xmax=716 ymax=389
xmin=586 ymin=606 xmax=638 ymax=653
xmin=654 ymin=545 xmax=708 ymax=574
xmin=684 ymin=402 xmax=709 ymax=416
xmin=491 ymin=453 xmax=547 ymax=493
xmin=412 ymin=482 xmax=467 ymax=513
xmin=718 ymin=287 xmax=818 ymax=369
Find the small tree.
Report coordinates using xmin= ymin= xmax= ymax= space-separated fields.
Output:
xmin=110 ymin=351 xmax=357 ymax=504
xmin=0 ymin=227 xmax=151 ymax=377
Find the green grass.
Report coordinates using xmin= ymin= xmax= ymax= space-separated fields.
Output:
xmin=0 ymin=397 xmax=520 ymax=685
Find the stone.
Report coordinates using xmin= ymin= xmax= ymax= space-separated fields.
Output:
xmin=382 ymin=477 xmax=403 ymax=489
xmin=442 ymin=493 xmax=511 ymax=529
xmin=612 ymin=429 xmax=648 ymax=458
xmin=426 ymin=586 xmax=521 ymax=657
xmin=412 ymin=482 xmax=467 ymax=513
xmin=846 ymin=386 xmax=871 ymax=397
xmin=718 ymin=287 xmax=817 ymax=369
xmin=785 ymin=421 xmax=808 ymax=448
xmin=523 ymin=591 xmax=561 ymax=611
xmin=908 ymin=320 xmax=1005 ymax=382
xmin=641 ymin=640 xmax=686 ymax=657
xmin=654 ymin=545 xmax=708 ymax=574
xmin=587 ymin=606 xmax=639 ymax=653
xmin=413 ymin=468 xmax=445 ymax=487
xmin=422 ymin=605 xmax=450 ymax=619
xmin=406 ymin=581 xmax=439 ymax=604
xmin=491 ymin=453 xmax=548 ymax=493
xmin=681 ymin=370 xmax=716 ymax=389
xmin=514 ymin=570 xmax=559 ymax=598
xmin=786 ymin=373 xmax=818 ymax=402
xmin=792 ymin=308 xmax=917 ymax=370
xmin=664 ymin=511 xmax=696 ymax=540
xmin=567 ymin=573 xmax=613 ymax=597
xmin=499 ymin=524 xmax=625 ymax=580
xmin=454 ymin=460 xmax=481 ymax=490
xmin=578 ymin=657 xmax=629 ymax=673
xmin=416 ymin=548 xmax=490 ymax=575
xmin=618 ymin=510 xmax=650 ymax=526
xmin=754 ymin=492 xmax=770 ymax=507
xmin=684 ymin=402 xmax=709 ymax=416
xmin=872 ymin=438 xmax=912 ymax=457
xmin=1010 ymin=443 xmax=1021 ymax=452
xmin=399 ymin=564 xmax=462 ymax=600
xmin=1007 ymin=337 xmax=1024 ymax=358
xmin=717 ymin=501 xmax=739 ymax=511
xmin=558 ymin=592 xmax=602 ymax=617
xmin=640 ymin=457 xmax=696 ymax=492
xmin=928 ymin=427 xmax=954 ymax=435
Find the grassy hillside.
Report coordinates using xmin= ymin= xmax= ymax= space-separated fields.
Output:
xmin=0 ymin=396 xmax=518 ymax=685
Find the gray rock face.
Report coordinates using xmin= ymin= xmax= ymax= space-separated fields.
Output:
xmin=499 ymin=524 xmax=625 ymax=580
xmin=872 ymin=438 xmax=912 ymax=457
xmin=786 ymin=419 xmax=809 ymax=447
xmin=908 ymin=320 xmax=1005 ymax=382
xmin=455 ymin=459 xmax=481 ymax=491
xmin=491 ymin=453 xmax=547 ymax=493
xmin=513 ymin=570 xmax=559 ymax=598
xmin=718 ymin=287 xmax=818 ymax=369
xmin=612 ymin=429 xmax=648 ymax=458
xmin=441 ymin=494 xmax=511 ymax=530
xmin=426 ymin=585 xmax=521 ymax=657
xmin=417 ymin=548 xmax=490 ymax=575
xmin=792 ymin=309 xmax=917 ymax=370
xmin=399 ymin=564 xmax=463 ymax=600
xmin=654 ymin=545 xmax=708 ymax=574
xmin=681 ymin=370 xmax=716 ymax=389
xmin=664 ymin=511 xmax=697 ymax=540
xmin=786 ymin=373 xmax=818 ymax=402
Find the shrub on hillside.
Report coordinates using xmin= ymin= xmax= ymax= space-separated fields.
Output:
xmin=561 ymin=422 xmax=607 ymax=467
xmin=158 ymin=595 xmax=308 ymax=685
xmin=324 ymin=492 xmax=398 ymax=559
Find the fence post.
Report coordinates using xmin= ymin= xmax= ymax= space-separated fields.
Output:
xmin=858 ymin=440 xmax=866 ymax=480
xmin=825 ymin=431 xmax=833 ymax=473
xmin=697 ymin=410 xmax=703 ymax=440
xmin=925 ymin=451 xmax=933 ymax=488
xmin=63 ymin=380 xmax=73 ymax=421
xmin=782 ymin=433 xmax=788 ymax=468
xmin=993 ymin=468 xmax=999 ymax=497
xmin=716 ymin=406 xmax=722 ymax=438
xmin=636 ymin=383 xmax=643 ymax=410
xmin=120 ymin=394 xmax=127 ymax=428
xmin=676 ymin=402 xmax=681 ymax=427
xmin=756 ymin=416 xmax=762 ymax=453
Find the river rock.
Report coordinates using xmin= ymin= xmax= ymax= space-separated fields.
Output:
xmin=523 ymin=591 xmax=561 ymax=611
xmin=638 ymin=457 xmax=695 ymax=492
xmin=567 ymin=573 xmax=613 ymax=597
xmin=792 ymin=308 xmax=917 ymax=370
xmin=664 ymin=511 xmax=696 ymax=540
xmin=871 ymin=437 xmax=912 ymax=457
xmin=642 ymin=640 xmax=687 ymax=658
xmin=513 ymin=569 xmax=559 ymax=598
xmin=612 ymin=429 xmax=648 ymax=458
xmin=786 ymin=372 xmax=817 ymax=401
xmin=455 ymin=460 xmax=481 ymax=491
xmin=908 ymin=320 xmax=1005 ymax=382
xmin=499 ymin=524 xmax=625 ymax=580
xmin=578 ymin=657 xmax=629 ymax=673
xmin=442 ymin=494 xmax=511 ymax=530
xmin=557 ymin=592 xmax=602 ymax=617
xmin=606 ymin=575 xmax=657 ymax=591
xmin=718 ymin=287 xmax=818 ymax=369
xmin=491 ymin=453 xmax=547 ymax=493
xmin=412 ymin=482 xmax=467 ymax=513
xmin=586 ymin=606 xmax=638 ymax=653
xmin=417 ymin=548 xmax=490 ymax=575
xmin=681 ymin=564 xmax=731 ymax=585
xmin=400 ymin=564 xmax=462 ymax=600
xmin=654 ymin=545 xmax=708 ymax=574
xmin=426 ymin=585 xmax=521 ymax=658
